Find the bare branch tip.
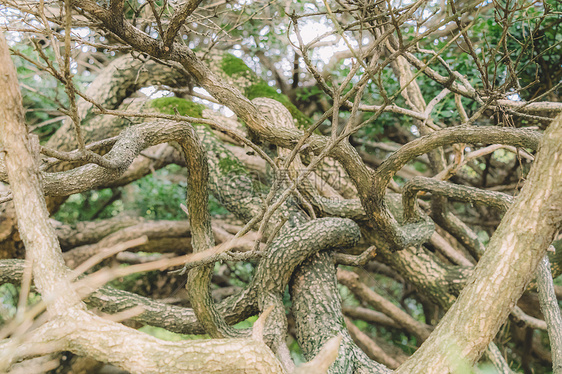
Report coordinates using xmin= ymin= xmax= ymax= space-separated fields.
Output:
xmin=251 ymin=304 xmax=275 ymax=342
xmin=293 ymin=334 xmax=343 ymax=374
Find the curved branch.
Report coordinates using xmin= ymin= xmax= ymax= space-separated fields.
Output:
xmin=373 ymin=127 xmax=540 ymax=194
xmin=0 ymin=33 xmax=288 ymax=371
xmin=181 ymin=113 xmax=239 ymax=339
xmin=4 ymin=121 xmax=198 ymax=198
xmin=0 ymin=218 xmax=362 ymax=340
xmin=402 ymin=176 xmax=514 ymax=222
xmin=367 ymin=126 xmax=540 ymax=250
xmin=395 ymin=115 xmax=562 ymax=374
xmin=0 ymin=309 xmax=285 ymax=374
xmin=254 ymin=217 xmax=361 ymax=351
xmin=162 ymin=0 xmax=203 ymax=50
xmin=46 ymin=55 xmax=189 ymax=153
xmin=290 ymin=252 xmax=391 ymax=374
xmin=68 ymin=0 xmax=546 ymax=256
xmin=536 ymin=256 xmax=562 ymax=373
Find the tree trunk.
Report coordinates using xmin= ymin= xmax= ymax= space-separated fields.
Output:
xmin=396 ymin=114 xmax=562 ymax=373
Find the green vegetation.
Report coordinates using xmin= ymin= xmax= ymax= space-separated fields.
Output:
xmin=148 ymin=97 xmax=206 ymax=118
xmin=246 ymin=83 xmax=312 ymax=128
xmin=3 ymin=0 xmax=561 ymax=371
xmin=0 ymin=284 xmax=41 ymax=324
xmin=54 ymin=188 xmax=119 ymax=224
xmin=221 ymin=54 xmax=312 ymax=129
xmin=221 ymin=54 xmax=254 ymax=77
xmin=54 ymin=163 xmax=229 ymax=225
xmin=132 ymin=172 xmax=187 ymax=221
xmin=0 ymin=284 xmax=17 ymax=323
xmin=218 ymin=155 xmax=248 ymax=174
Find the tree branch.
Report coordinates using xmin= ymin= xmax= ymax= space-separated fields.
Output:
xmin=536 ymin=256 xmax=562 ymax=373
xmin=395 ymin=114 xmax=562 ymax=373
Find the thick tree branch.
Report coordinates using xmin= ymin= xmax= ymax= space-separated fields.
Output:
xmin=291 ymin=252 xmax=391 ymax=374
xmin=402 ymin=176 xmax=513 ymax=222
xmin=163 ymin=0 xmax=203 ymax=50
xmin=0 ymin=309 xmax=286 ymax=374
xmin=537 ymin=256 xmax=562 ymax=373
xmin=396 ymin=114 xmax=562 ymax=373
xmin=0 ymin=33 xmax=288 ymax=373
xmin=367 ymin=126 xmax=540 ymax=250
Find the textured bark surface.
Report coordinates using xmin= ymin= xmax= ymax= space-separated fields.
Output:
xmin=537 ymin=256 xmax=562 ymax=374
xmin=1 ymin=309 xmax=286 ymax=374
xmin=396 ymin=114 xmax=562 ymax=373
xmin=0 ymin=32 xmax=79 ymax=313
xmin=0 ymin=55 xmax=188 ymax=259
xmin=0 ymin=33 xmax=288 ymax=373
xmin=1 ymin=0 xmax=561 ymax=371
xmin=291 ymin=252 xmax=391 ymax=374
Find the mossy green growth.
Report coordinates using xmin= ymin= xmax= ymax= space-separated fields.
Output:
xmin=245 ymin=83 xmax=312 ymax=129
xmin=221 ymin=54 xmax=313 ymax=129
xmin=221 ymin=54 xmax=254 ymax=77
xmin=148 ymin=97 xmax=205 ymax=118
xmin=218 ymin=156 xmax=247 ymax=174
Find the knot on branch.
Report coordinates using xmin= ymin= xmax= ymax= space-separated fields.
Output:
xmin=372 ymin=194 xmax=435 ymax=251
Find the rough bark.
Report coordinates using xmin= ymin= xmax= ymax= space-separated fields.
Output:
xmin=0 ymin=32 xmax=288 ymax=373
xmin=395 ymin=114 xmax=562 ymax=373
xmin=537 ymin=256 xmax=562 ymax=374
xmin=0 ymin=55 xmax=189 ymax=259
xmin=291 ymin=252 xmax=391 ymax=374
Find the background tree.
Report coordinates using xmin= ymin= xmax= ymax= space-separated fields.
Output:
xmin=0 ymin=0 xmax=561 ymax=373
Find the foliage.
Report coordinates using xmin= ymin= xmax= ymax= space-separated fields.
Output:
xmin=1 ymin=0 xmax=561 ymax=372
xmin=54 ymin=188 xmax=119 ymax=224
xmin=148 ymin=97 xmax=206 ymax=118
xmin=0 ymin=284 xmax=17 ymax=323
xmin=130 ymin=172 xmax=187 ymax=221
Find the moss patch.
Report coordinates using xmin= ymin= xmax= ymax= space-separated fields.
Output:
xmin=245 ymin=84 xmax=312 ymax=129
xmin=221 ymin=54 xmax=312 ymax=129
xmin=148 ymin=97 xmax=205 ymax=118
xmin=218 ymin=156 xmax=247 ymax=174
xmin=221 ymin=54 xmax=254 ymax=77
xmin=245 ymin=82 xmax=280 ymax=99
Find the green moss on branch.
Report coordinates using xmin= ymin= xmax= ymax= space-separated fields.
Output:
xmin=148 ymin=97 xmax=206 ymax=118
xmin=221 ymin=54 xmax=312 ymax=129
xmin=221 ymin=54 xmax=255 ymax=78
